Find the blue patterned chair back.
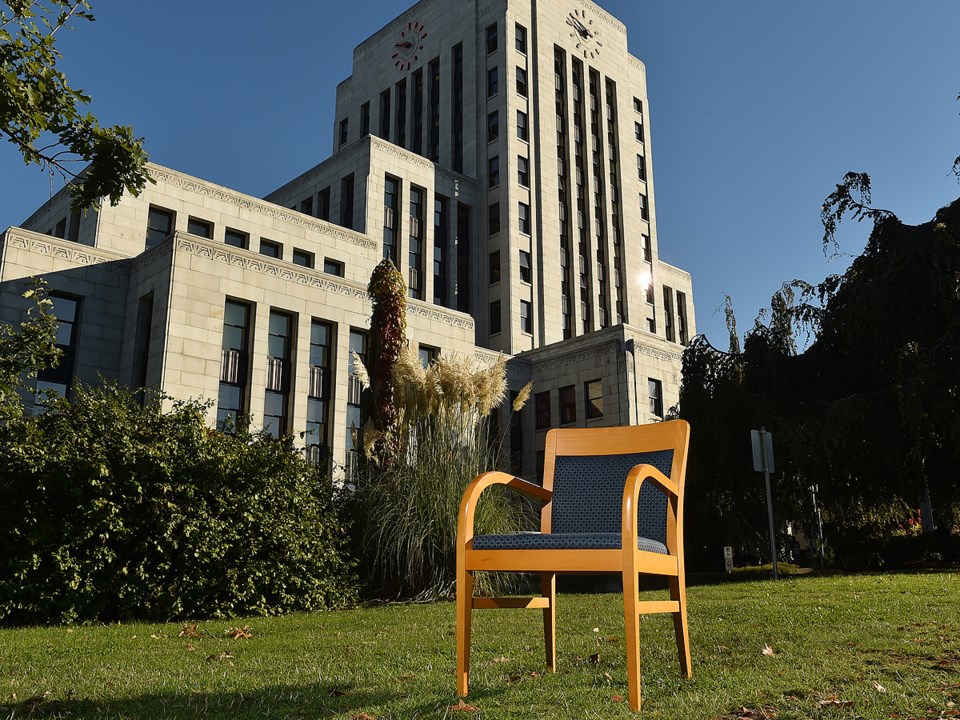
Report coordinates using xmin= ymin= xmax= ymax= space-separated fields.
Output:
xmin=550 ymin=450 xmax=674 ymax=544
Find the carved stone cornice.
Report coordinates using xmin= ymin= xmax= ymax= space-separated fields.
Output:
xmin=628 ymin=55 xmax=644 ymax=72
xmin=3 ymin=230 xmax=130 ymax=274
xmin=370 ymin=138 xmax=434 ymax=171
xmin=531 ymin=341 xmax=620 ymax=374
xmin=149 ymin=166 xmax=379 ymax=251
xmin=406 ymin=300 xmax=475 ymax=331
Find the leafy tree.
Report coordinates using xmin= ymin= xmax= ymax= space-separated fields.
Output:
xmin=0 ymin=278 xmax=59 ymax=420
xmin=1 ymin=1 xmax=150 ymax=208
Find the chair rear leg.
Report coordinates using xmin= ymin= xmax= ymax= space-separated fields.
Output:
xmin=541 ymin=573 xmax=556 ymax=672
xmin=456 ymin=566 xmax=474 ymax=696
xmin=668 ymin=575 xmax=692 ymax=678
xmin=622 ymin=569 xmax=642 ymax=711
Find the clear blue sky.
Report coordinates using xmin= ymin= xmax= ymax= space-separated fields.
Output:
xmin=1 ymin=0 xmax=957 ymax=348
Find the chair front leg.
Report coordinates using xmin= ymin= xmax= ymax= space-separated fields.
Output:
xmin=668 ymin=575 xmax=692 ymax=678
xmin=541 ymin=573 xmax=556 ymax=672
xmin=622 ymin=566 xmax=642 ymax=711
xmin=456 ymin=564 xmax=474 ymax=696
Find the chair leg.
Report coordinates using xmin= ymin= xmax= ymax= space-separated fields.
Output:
xmin=669 ymin=575 xmax=692 ymax=678
xmin=622 ymin=569 xmax=642 ymax=711
xmin=541 ymin=573 xmax=556 ymax=672
xmin=456 ymin=566 xmax=474 ymax=696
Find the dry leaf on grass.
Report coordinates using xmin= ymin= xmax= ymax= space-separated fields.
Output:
xmin=351 ymin=713 xmax=378 ymax=720
xmin=590 ymin=652 xmax=601 ymax=664
xmin=226 ymin=625 xmax=253 ymax=640
xmin=872 ymin=680 xmax=887 ymax=693
xmin=205 ymin=651 xmax=234 ymax=663
xmin=612 ymin=695 xmax=625 ymax=702
xmin=762 ymin=643 xmax=776 ymax=656
xmin=508 ymin=673 xmax=523 ymax=684
xmin=450 ymin=698 xmax=480 ymax=712
xmin=179 ymin=623 xmax=203 ymax=638
xmin=817 ymin=695 xmax=853 ymax=708
xmin=726 ymin=706 xmax=778 ymax=720
xmin=491 ymin=655 xmax=509 ymax=663
xmin=330 ymin=689 xmax=349 ymax=697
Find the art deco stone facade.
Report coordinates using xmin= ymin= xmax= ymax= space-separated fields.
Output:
xmin=0 ymin=0 xmax=694 ymax=480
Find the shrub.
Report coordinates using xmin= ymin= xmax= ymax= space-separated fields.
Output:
xmin=0 ymin=384 xmax=357 ymax=625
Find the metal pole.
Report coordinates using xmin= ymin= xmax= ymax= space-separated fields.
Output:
xmin=761 ymin=427 xmax=779 ymax=579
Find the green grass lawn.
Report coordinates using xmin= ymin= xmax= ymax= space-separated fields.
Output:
xmin=1 ymin=572 xmax=958 ymax=719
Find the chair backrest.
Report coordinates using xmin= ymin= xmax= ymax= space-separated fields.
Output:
xmin=542 ymin=421 xmax=690 ymax=543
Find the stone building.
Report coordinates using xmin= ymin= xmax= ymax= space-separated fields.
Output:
xmin=0 ymin=0 xmax=694 ymax=481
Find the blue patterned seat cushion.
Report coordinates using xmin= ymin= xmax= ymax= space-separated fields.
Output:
xmin=551 ymin=450 xmax=674 ymax=543
xmin=472 ymin=532 xmax=668 ymax=554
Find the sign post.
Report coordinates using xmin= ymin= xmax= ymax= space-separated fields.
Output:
xmin=723 ymin=546 xmax=733 ymax=574
xmin=751 ymin=427 xmax=778 ymax=579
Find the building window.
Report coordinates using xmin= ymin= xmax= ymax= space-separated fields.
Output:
xmin=434 ymin=195 xmax=449 ymax=306
xmin=395 ymin=77 xmax=407 ymax=147
xmin=411 ymin=69 xmax=423 ymax=154
xmin=489 ymin=300 xmax=502 ymax=335
xmin=300 ymin=196 xmax=314 ymax=216
xmin=520 ymin=299 xmax=532 ymax=334
xmin=518 ymin=155 xmax=529 ymax=187
xmin=642 ymin=234 xmax=652 ymax=262
xmin=517 ymin=110 xmax=528 ymax=141
xmin=384 ymin=175 xmax=400 ymax=264
xmin=340 ymin=174 xmax=355 ymax=229
xmin=585 ymin=379 xmax=603 ymax=419
xmin=187 ymin=217 xmax=212 ymax=238
xmin=224 ymin=228 xmax=248 ymax=249
xmin=379 ymin=88 xmax=391 ymax=139
xmin=323 ymin=258 xmax=344 ymax=276
xmin=516 ymin=67 xmax=528 ymax=98
xmin=635 ymin=121 xmax=644 ymax=143
xmin=634 ymin=97 xmax=643 ymax=114
xmin=339 ymin=117 xmax=349 ymax=146
xmin=360 ymin=102 xmax=370 ymax=137
xmin=663 ymin=286 xmax=675 ymax=343
xmin=487 ymin=110 xmax=499 ymax=142
xmin=52 ymin=217 xmax=66 ymax=238
xmin=292 ymin=249 xmax=314 ymax=268
xmin=519 ymin=250 xmax=532 ymax=283
xmin=639 ymin=194 xmax=649 ymax=221
xmin=418 ymin=344 xmax=439 ymax=367
xmin=488 ymin=250 xmax=501 ymax=284
xmin=487 ymin=66 xmax=499 ymax=97
xmin=559 ymin=385 xmax=576 ymax=424
xmin=264 ymin=310 xmax=294 ymax=438
xmin=260 ymin=239 xmax=282 ymax=258
xmin=515 ymin=23 xmax=527 ymax=54
xmin=677 ymin=291 xmax=689 ymax=345
xmin=217 ymin=299 xmax=251 ymax=428
xmin=306 ymin=320 xmax=333 ymax=462
xmin=456 ymin=202 xmax=471 ymax=312
xmin=518 ymin=202 xmax=530 ymax=234
xmin=488 ymin=155 xmax=500 ymax=187
xmin=146 ymin=206 xmax=174 ymax=249
xmin=486 ymin=23 xmax=498 ymax=54
xmin=346 ymin=330 xmax=368 ymax=481
xmin=509 ymin=389 xmax=524 ymax=476
xmin=648 ymin=378 xmax=663 ymax=418
xmin=535 ymin=391 xmax=550 ymax=430
xmin=67 ymin=209 xmax=81 ymax=242
xmin=34 ymin=293 xmax=80 ymax=405
xmin=452 ymin=44 xmax=464 ymax=172
xmin=408 ymin=186 xmax=425 ymax=299
xmin=429 ymin=57 xmax=441 ymax=161
xmin=318 ymin=187 xmax=331 ymax=221
xmin=637 ymin=154 xmax=646 ymax=181
xmin=488 ymin=202 xmax=500 ymax=235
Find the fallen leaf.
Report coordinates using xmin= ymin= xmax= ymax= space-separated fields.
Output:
xmin=592 ymin=627 xmax=600 ymax=633
xmin=185 ymin=644 xmax=196 ymax=652
xmin=606 ymin=636 xmax=620 ymax=643
xmin=450 ymin=698 xmax=480 ymax=712
xmin=226 ymin=625 xmax=253 ymax=640
xmin=529 ymin=671 xmax=541 ymax=678
xmin=872 ymin=681 xmax=887 ymax=693
xmin=603 ymin=671 xmax=613 ymax=682
xmin=612 ymin=695 xmax=624 ymax=702
xmin=351 ymin=713 xmax=378 ymax=720
xmin=762 ymin=643 xmax=776 ymax=656
xmin=508 ymin=673 xmax=523 ymax=684
xmin=149 ymin=633 xmax=165 ymax=640
xmin=330 ymin=689 xmax=348 ymax=697
xmin=590 ymin=652 xmax=601 ymax=664
xmin=818 ymin=695 xmax=853 ymax=708
xmin=492 ymin=655 xmax=509 ymax=663
xmin=179 ymin=623 xmax=203 ymax=638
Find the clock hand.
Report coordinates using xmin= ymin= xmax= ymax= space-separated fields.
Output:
xmin=395 ymin=41 xmax=412 ymax=48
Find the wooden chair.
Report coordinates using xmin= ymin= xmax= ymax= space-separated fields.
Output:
xmin=455 ymin=419 xmax=692 ymax=711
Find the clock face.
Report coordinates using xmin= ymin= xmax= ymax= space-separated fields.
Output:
xmin=392 ymin=21 xmax=427 ymax=71
xmin=566 ymin=9 xmax=602 ymax=59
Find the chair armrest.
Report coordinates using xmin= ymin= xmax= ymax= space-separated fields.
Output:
xmin=457 ymin=471 xmax=552 ymax=546
xmin=621 ymin=464 xmax=680 ymax=556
